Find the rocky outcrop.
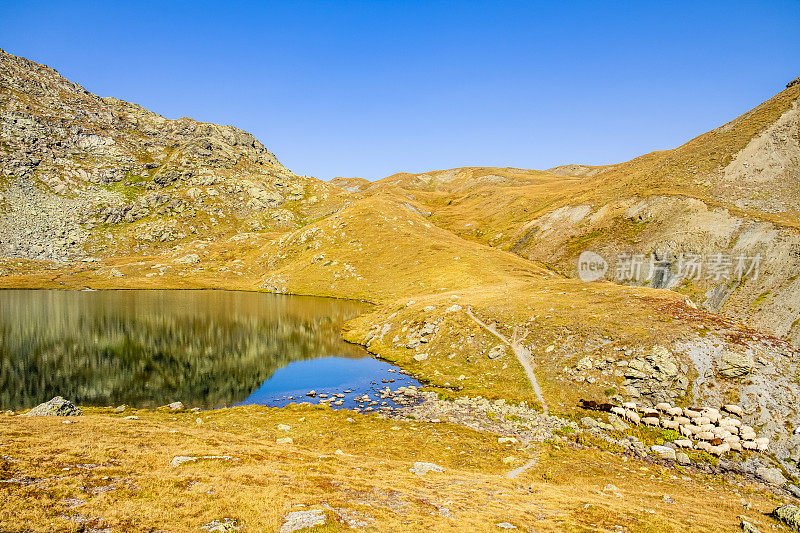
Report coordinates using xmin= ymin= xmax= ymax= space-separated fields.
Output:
xmin=0 ymin=48 xmax=344 ymax=261
xmin=23 ymin=396 xmax=82 ymax=416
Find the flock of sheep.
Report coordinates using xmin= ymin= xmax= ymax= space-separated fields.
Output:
xmin=611 ymin=402 xmax=769 ymax=456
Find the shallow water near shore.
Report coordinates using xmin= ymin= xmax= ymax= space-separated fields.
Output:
xmin=0 ymin=289 xmax=420 ymax=410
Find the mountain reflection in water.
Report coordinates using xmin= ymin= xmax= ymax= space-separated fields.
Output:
xmin=0 ymin=290 xmax=370 ymax=409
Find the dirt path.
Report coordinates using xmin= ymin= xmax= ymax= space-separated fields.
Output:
xmin=464 ymin=306 xmax=549 ymax=416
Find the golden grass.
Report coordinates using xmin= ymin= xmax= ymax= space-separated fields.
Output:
xmin=0 ymin=406 xmax=789 ymax=532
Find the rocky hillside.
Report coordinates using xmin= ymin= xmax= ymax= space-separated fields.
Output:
xmin=0 ymin=48 xmax=347 ymax=262
xmin=361 ymin=79 xmax=800 ymax=346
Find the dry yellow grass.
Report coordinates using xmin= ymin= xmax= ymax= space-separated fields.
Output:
xmin=0 ymin=406 xmax=790 ymax=532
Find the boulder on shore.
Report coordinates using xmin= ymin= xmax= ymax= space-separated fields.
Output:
xmin=24 ymin=396 xmax=82 ymax=417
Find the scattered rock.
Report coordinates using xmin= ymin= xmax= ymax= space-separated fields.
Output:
xmin=496 ymin=523 xmax=517 ymax=529
xmin=676 ymin=452 xmax=691 ymax=465
xmin=772 ymin=505 xmax=800 ymax=531
xmin=719 ymin=351 xmax=754 ymax=378
xmin=409 ymin=462 xmax=444 ymax=475
xmin=756 ymin=466 xmax=787 ymax=487
xmin=113 ymin=405 xmax=127 ymax=413
xmin=740 ymin=517 xmax=761 ymax=533
xmin=174 ymin=253 xmax=200 ymax=264
xmin=280 ymin=510 xmax=326 ymax=532
xmin=488 ymin=345 xmax=506 ymax=360
xmin=201 ymin=518 xmax=242 ymax=531
xmin=171 ymin=455 xmax=231 ymax=467
xmin=276 ymin=437 xmax=294 ymax=445
xmin=650 ymin=445 xmax=676 ymax=461
xmin=167 ymin=401 xmax=184 ymax=411
xmin=24 ymin=396 xmax=82 ymax=416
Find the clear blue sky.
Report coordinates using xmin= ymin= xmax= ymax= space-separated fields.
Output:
xmin=1 ymin=1 xmax=799 ymax=180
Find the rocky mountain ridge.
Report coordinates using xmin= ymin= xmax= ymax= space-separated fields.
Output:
xmin=0 ymin=48 xmax=346 ymax=261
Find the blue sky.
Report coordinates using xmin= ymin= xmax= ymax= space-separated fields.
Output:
xmin=1 ymin=1 xmax=799 ymax=180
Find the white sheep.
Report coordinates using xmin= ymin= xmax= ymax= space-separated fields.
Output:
xmin=694 ymin=416 xmax=711 ymax=426
xmin=662 ymin=420 xmax=680 ymax=430
xmin=683 ymin=408 xmax=701 ymax=418
xmin=741 ymin=440 xmax=758 ymax=450
xmin=655 ymin=402 xmax=672 ymax=412
xmin=611 ymin=406 xmax=626 ymax=418
xmin=680 ymin=425 xmax=693 ymax=438
xmin=755 ymin=437 xmax=770 ymax=451
xmin=624 ymin=410 xmax=641 ymax=425
xmin=683 ymin=424 xmax=701 ymax=435
xmin=696 ymin=441 xmax=712 ymax=452
xmin=720 ymin=425 xmax=739 ymax=435
xmin=667 ymin=407 xmax=683 ymax=417
xmin=709 ymin=442 xmax=730 ymax=456
xmin=673 ymin=416 xmax=691 ymax=426
xmin=642 ymin=416 xmax=660 ymax=427
xmin=728 ymin=441 xmax=743 ymax=452
xmin=723 ymin=404 xmax=743 ymax=417
xmin=696 ymin=431 xmax=715 ymax=441
xmin=642 ymin=408 xmax=659 ymax=418
xmin=674 ymin=439 xmax=693 ymax=448
xmin=699 ymin=423 xmax=716 ymax=432
xmin=622 ymin=401 xmax=637 ymax=410
xmin=720 ymin=418 xmax=742 ymax=428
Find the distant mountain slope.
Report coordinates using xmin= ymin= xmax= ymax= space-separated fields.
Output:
xmin=360 ymin=79 xmax=800 ymax=345
xmin=0 ymin=49 xmax=347 ymax=261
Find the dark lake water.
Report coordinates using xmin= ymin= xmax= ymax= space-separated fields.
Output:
xmin=0 ymin=289 xmax=420 ymax=410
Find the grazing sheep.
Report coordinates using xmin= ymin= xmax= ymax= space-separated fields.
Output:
xmin=611 ymin=406 xmax=626 ymax=418
xmin=696 ymin=431 xmax=715 ymax=441
xmin=680 ymin=425 xmax=693 ymax=438
xmin=674 ymin=439 xmax=693 ymax=448
xmin=742 ymin=440 xmax=758 ymax=450
xmin=673 ymin=416 xmax=691 ymax=426
xmin=720 ymin=418 xmax=742 ymax=428
xmin=702 ymin=410 xmax=721 ymax=424
xmin=729 ymin=441 xmax=743 ymax=452
xmin=696 ymin=441 xmax=712 ymax=452
xmin=720 ymin=425 xmax=739 ymax=435
xmin=709 ymin=443 xmax=730 ymax=456
xmin=755 ymin=437 xmax=770 ymax=451
xmin=683 ymin=408 xmax=701 ymax=418
xmin=683 ymin=424 xmax=701 ymax=435
xmin=642 ymin=408 xmax=659 ymax=418
xmin=694 ymin=416 xmax=711 ymax=426
xmin=655 ymin=402 xmax=672 ymax=412
xmin=710 ymin=437 xmax=723 ymax=446
xmin=642 ymin=417 xmax=660 ymax=427
xmin=723 ymin=404 xmax=743 ymax=417
xmin=724 ymin=434 xmax=740 ymax=443
xmin=624 ymin=410 xmax=640 ymax=425
xmin=622 ymin=402 xmax=637 ymax=410
xmin=700 ymin=423 xmax=716 ymax=433
xmin=667 ymin=407 xmax=683 ymax=417
xmin=740 ymin=430 xmax=757 ymax=441
xmin=662 ymin=420 xmax=680 ymax=430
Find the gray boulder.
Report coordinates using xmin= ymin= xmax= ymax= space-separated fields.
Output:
xmin=772 ymin=505 xmax=800 ymax=531
xmin=650 ymin=445 xmax=677 ymax=461
xmin=24 ymin=396 xmax=82 ymax=416
xmin=719 ymin=351 xmax=754 ymax=378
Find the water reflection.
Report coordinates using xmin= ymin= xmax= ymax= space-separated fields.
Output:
xmin=0 ymin=290 xmax=370 ymax=409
